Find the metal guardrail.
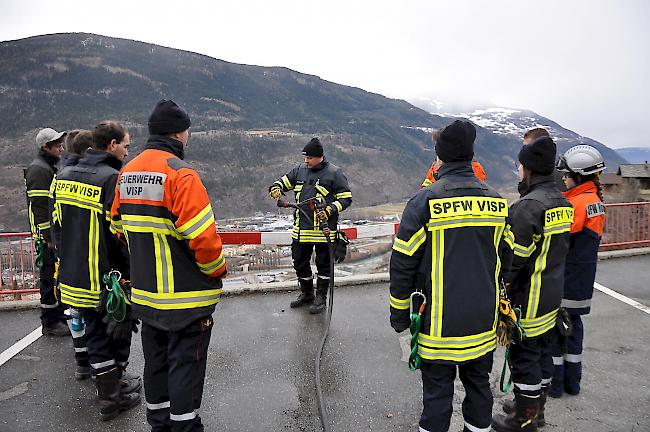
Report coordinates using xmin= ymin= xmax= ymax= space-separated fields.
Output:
xmin=2 ymin=202 xmax=648 ymax=298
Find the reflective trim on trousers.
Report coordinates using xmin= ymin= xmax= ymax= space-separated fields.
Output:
xmin=514 ymin=382 xmax=542 ymax=391
xmin=170 ymin=410 xmax=198 ymax=422
xmin=147 ymin=401 xmax=171 ymax=410
xmin=419 ymin=427 xmax=430 ymax=432
xmin=564 ymin=353 xmax=582 ymax=363
xmin=74 ymin=347 xmax=88 ymax=353
xmin=91 ymin=359 xmax=115 ymax=370
xmin=40 ymin=302 xmax=59 ymax=309
xmin=541 ymin=377 xmax=553 ymax=385
xmin=552 ymin=356 xmax=564 ymax=365
xmin=465 ymin=421 xmax=491 ymax=432
xmin=561 ymin=298 xmax=592 ymax=309
xmin=317 ymin=274 xmax=330 ymax=279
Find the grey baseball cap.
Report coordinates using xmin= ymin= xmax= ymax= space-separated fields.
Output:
xmin=35 ymin=128 xmax=67 ymax=148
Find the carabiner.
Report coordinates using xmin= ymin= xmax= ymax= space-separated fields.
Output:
xmin=410 ymin=291 xmax=427 ymax=315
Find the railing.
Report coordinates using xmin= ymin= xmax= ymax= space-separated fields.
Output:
xmin=600 ymin=202 xmax=650 ymax=249
xmin=1 ymin=202 xmax=648 ymax=298
xmin=0 ymin=232 xmax=37 ymax=300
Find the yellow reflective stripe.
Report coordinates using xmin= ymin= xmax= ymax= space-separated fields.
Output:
xmin=503 ymin=225 xmax=515 ymax=248
xmin=526 ymin=235 xmax=552 ymax=319
xmin=427 ymin=216 xmax=505 ymax=230
xmin=198 ymin=252 xmax=226 ymax=275
xmin=418 ymin=328 xmax=495 ymax=348
xmin=314 ymin=184 xmax=329 ymax=196
xmin=27 ymin=189 xmax=49 ymax=197
xmin=176 ymin=205 xmax=215 ymax=240
xmin=544 ymin=224 xmax=571 ymax=235
xmin=281 ymin=175 xmax=292 ymax=190
xmin=57 ymin=196 xmax=103 ymax=213
xmin=121 ymin=215 xmax=183 ymax=239
xmin=389 ymin=295 xmax=410 ymax=310
xmin=417 ymin=338 xmax=496 ymax=362
xmin=513 ymin=241 xmax=536 ymax=258
xmin=421 ymin=178 xmax=432 ymax=188
xmin=88 ymin=213 xmax=101 ymax=294
xmin=60 ymin=293 xmax=100 ymax=308
xmin=59 ymin=282 xmax=102 ymax=300
xmin=153 ymin=233 xmax=174 ymax=294
xmin=334 ymin=191 xmax=352 ymax=199
xmin=493 ymin=225 xmax=504 ymax=328
xmin=332 ymin=201 xmax=343 ymax=212
xmin=521 ymin=309 xmax=557 ymax=338
xmin=431 ymin=230 xmax=444 ymax=337
xmin=131 ymin=287 xmax=221 ymax=310
xmin=37 ymin=221 xmax=51 ymax=230
xmin=294 ymin=184 xmax=303 ymax=192
xmin=111 ymin=218 xmax=124 ymax=234
xmin=392 ymin=227 xmax=426 ymax=256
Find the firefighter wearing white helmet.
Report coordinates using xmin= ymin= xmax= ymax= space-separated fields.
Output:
xmin=551 ymin=145 xmax=606 ymax=398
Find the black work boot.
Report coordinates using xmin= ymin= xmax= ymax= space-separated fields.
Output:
xmin=492 ymin=392 xmax=539 ymax=432
xmin=537 ymin=384 xmax=550 ymax=427
xmin=75 ymin=365 xmax=91 ymax=380
xmin=119 ymin=365 xmax=142 ymax=394
xmin=290 ymin=278 xmax=314 ymax=308
xmin=42 ymin=321 xmax=71 ymax=336
xmin=96 ymin=367 xmax=141 ymax=421
xmin=309 ymin=278 xmax=329 ymax=314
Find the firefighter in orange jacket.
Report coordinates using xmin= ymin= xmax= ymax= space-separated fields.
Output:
xmin=421 ymin=159 xmax=487 ymax=189
xmin=551 ymin=145 xmax=606 ymax=398
xmin=111 ymin=100 xmax=227 ymax=432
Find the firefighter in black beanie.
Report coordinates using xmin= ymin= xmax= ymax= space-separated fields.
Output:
xmin=269 ymin=138 xmax=352 ymax=314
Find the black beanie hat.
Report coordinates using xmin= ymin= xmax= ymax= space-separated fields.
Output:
xmin=435 ymin=120 xmax=476 ymax=162
xmin=302 ymin=137 xmax=324 ymax=157
xmin=518 ymin=136 xmax=557 ymax=175
xmin=148 ymin=99 xmax=191 ymax=135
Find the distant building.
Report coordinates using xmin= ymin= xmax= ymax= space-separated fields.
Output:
xmin=617 ymin=164 xmax=650 ymax=191
xmin=600 ymin=172 xmax=624 ymax=195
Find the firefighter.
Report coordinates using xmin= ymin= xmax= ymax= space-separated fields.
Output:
xmin=551 ymin=145 xmax=606 ymax=397
xmin=390 ymin=120 xmax=513 ymax=432
xmin=492 ymin=136 xmax=573 ymax=431
xmin=25 ymin=128 xmax=70 ymax=336
xmin=50 ymin=130 xmax=94 ymax=380
xmin=54 ymin=120 xmax=141 ymax=420
xmin=111 ymin=100 xmax=227 ymax=432
xmin=269 ymin=137 xmax=352 ymax=314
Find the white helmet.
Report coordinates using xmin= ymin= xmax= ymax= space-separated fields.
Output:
xmin=556 ymin=145 xmax=606 ymax=175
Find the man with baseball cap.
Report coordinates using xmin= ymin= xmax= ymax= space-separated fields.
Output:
xmin=25 ymin=127 xmax=70 ymax=336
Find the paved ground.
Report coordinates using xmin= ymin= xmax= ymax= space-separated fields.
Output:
xmin=0 ymin=255 xmax=649 ymax=432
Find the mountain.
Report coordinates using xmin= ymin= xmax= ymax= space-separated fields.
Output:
xmin=0 ymin=33 xmax=625 ymax=231
xmin=408 ymin=101 xmax=627 ymax=172
xmin=615 ymin=147 xmax=650 ymax=164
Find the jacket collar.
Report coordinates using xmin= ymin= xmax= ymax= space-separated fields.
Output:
xmin=518 ymin=174 xmax=556 ymax=197
xmin=79 ymin=148 xmax=123 ymax=171
xmin=564 ymin=180 xmax=597 ymax=199
xmin=38 ymin=149 xmax=59 ymax=170
xmin=146 ymin=135 xmax=185 ymax=159
xmin=436 ymin=161 xmax=473 ymax=180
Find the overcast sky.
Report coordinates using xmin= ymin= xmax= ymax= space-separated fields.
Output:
xmin=1 ymin=0 xmax=648 ymax=148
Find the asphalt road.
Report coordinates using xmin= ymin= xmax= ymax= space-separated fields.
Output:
xmin=0 ymin=255 xmax=649 ymax=432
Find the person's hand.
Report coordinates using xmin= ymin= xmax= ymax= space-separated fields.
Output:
xmin=269 ymin=186 xmax=282 ymax=201
xmin=316 ymin=206 xmax=332 ymax=222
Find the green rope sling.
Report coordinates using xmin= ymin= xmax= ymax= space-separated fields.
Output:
xmin=102 ymin=270 xmax=127 ymax=323
xmin=408 ymin=291 xmax=427 ymax=371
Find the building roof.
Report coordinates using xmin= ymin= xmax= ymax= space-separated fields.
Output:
xmin=600 ymin=173 xmax=623 ymax=185
xmin=617 ymin=164 xmax=650 ymax=178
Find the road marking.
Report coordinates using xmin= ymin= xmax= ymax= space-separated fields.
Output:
xmin=594 ymin=282 xmax=650 ymax=316
xmin=0 ymin=326 xmax=42 ymax=368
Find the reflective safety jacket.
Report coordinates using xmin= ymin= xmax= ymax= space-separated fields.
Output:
xmin=421 ymin=160 xmax=487 ymax=189
xmin=49 ymin=153 xmax=82 ymax=250
xmin=502 ymin=176 xmax=573 ymax=338
xmin=390 ymin=162 xmax=513 ymax=364
xmin=272 ymin=159 xmax=352 ymax=243
xmin=561 ymin=181 xmax=605 ymax=315
xmin=24 ymin=151 xmax=58 ymax=242
xmin=53 ymin=150 xmax=129 ymax=309
xmin=111 ymin=136 xmax=227 ymax=331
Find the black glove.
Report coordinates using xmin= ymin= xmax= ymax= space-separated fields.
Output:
xmin=110 ymin=320 xmax=134 ymax=341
